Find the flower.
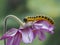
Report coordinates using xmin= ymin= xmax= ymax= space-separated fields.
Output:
xmin=32 ymin=20 xmax=54 ymax=40
xmin=0 ymin=20 xmax=54 ymax=45
xmin=0 ymin=28 xmax=22 ymax=45
xmin=0 ymin=26 xmax=34 ymax=45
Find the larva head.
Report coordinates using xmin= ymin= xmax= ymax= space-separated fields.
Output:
xmin=23 ymin=16 xmax=54 ymax=25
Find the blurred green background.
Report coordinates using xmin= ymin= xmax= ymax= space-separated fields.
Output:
xmin=0 ymin=0 xmax=60 ymax=45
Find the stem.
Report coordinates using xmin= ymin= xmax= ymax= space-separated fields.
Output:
xmin=4 ymin=15 xmax=25 ymax=26
xmin=3 ymin=15 xmax=25 ymax=45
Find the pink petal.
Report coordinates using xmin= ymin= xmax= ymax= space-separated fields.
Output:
xmin=40 ymin=27 xmax=54 ymax=34
xmin=33 ymin=20 xmax=54 ymax=34
xmin=22 ymin=30 xmax=34 ymax=43
xmin=38 ymin=31 xmax=46 ymax=41
xmin=0 ymin=28 xmax=18 ymax=40
xmin=33 ymin=30 xmax=37 ymax=39
xmin=6 ymin=32 xmax=21 ymax=45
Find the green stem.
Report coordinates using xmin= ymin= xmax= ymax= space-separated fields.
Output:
xmin=3 ymin=15 xmax=25 ymax=45
xmin=4 ymin=15 xmax=25 ymax=26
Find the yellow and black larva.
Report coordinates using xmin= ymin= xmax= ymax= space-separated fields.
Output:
xmin=23 ymin=16 xmax=54 ymax=25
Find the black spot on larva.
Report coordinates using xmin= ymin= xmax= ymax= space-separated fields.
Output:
xmin=47 ymin=18 xmax=50 ymax=20
xmin=36 ymin=16 xmax=39 ymax=17
xmin=45 ymin=16 xmax=48 ymax=19
xmin=42 ymin=16 xmax=44 ymax=18
xmin=52 ymin=22 xmax=54 ymax=24
xmin=50 ymin=20 xmax=52 ymax=22
xmin=23 ymin=18 xmax=27 ymax=22
xmin=39 ymin=16 xmax=41 ymax=17
xmin=50 ymin=20 xmax=54 ymax=24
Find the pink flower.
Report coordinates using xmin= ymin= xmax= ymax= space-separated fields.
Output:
xmin=0 ymin=27 xmax=34 ymax=45
xmin=32 ymin=20 xmax=54 ymax=40
xmin=0 ymin=20 xmax=54 ymax=45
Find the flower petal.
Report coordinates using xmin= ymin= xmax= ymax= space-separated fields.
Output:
xmin=22 ymin=30 xmax=34 ymax=43
xmin=33 ymin=20 xmax=54 ymax=34
xmin=38 ymin=31 xmax=46 ymax=41
xmin=6 ymin=32 xmax=21 ymax=45
xmin=32 ymin=30 xmax=37 ymax=39
xmin=0 ymin=28 xmax=18 ymax=40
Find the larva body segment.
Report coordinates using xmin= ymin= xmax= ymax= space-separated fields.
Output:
xmin=23 ymin=16 xmax=54 ymax=25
